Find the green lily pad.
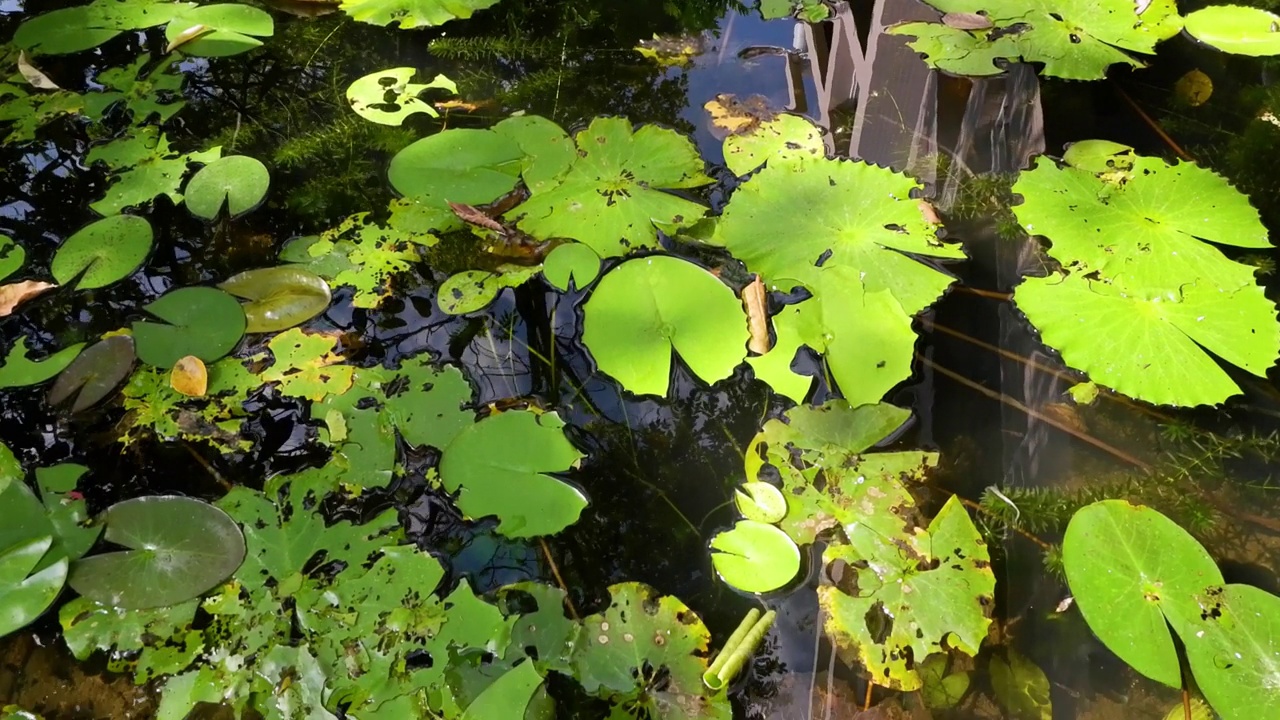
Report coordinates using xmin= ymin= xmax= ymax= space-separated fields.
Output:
xmin=218 ymin=266 xmax=331 ymax=333
xmin=346 ymin=68 xmax=455 ymax=126
xmin=388 ymin=127 xmax=524 ymax=204
xmin=709 ymin=520 xmax=800 ymax=593
xmin=1184 ymin=6 xmax=1280 ymax=56
xmin=86 ymin=128 xmax=222 ymax=216
xmin=164 ymin=4 xmax=274 ymax=57
xmin=1063 ymin=500 xmax=1224 ymax=688
xmin=438 ymin=266 xmax=540 ymax=315
xmin=14 ymin=0 xmax=190 ymax=55
xmin=183 ymin=155 xmax=270 ymax=220
xmin=512 ymin=117 xmax=711 ymax=257
xmin=542 ymin=243 xmax=600 ymax=291
xmin=761 ymin=0 xmax=830 ymax=21
xmin=461 ymin=661 xmax=543 ymax=719
xmin=920 ymin=654 xmax=971 ymax=710
xmin=1176 ymin=583 xmax=1280 ymax=719
xmin=377 ymin=357 xmax=473 ymax=449
xmin=51 ymin=215 xmax=153 ymax=290
xmin=48 ymin=335 xmax=136 ymax=413
xmin=68 ymin=496 xmax=246 ymax=609
xmin=1062 ymin=139 xmax=1134 ymax=173
xmin=133 ymin=287 xmax=246 ymax=368
xmin=990 ymin=648 xmax=1051 ymax=720
xmin=722 ymin=113 xmax=826 ymax=177
xmin=339 ymin=0 xmax=503 ymax=29
xmin=0 ymin=337 xmax=85 ymax=389
xmin=582 ymin=256 xmax=748 ymax=397
xmin=0 ymin=236 xmax=24 ymax=282
xmin=819 ymin=496 xmax=995 ymax=691
xmin=33 ymin=464 xmax=101 ymax=564
xmin=734 ymin=482 xmax=787 ymax=524
xmin=570 ymin=582 xmax=730 ymax=719
xmin=0 ymin=476 xmax=53 ymax=558
xmin=889 ymin=0 xmax=1184 ymax=80
xmin=494 ymin=115 xmax=576 ymax=193
xmin=0 ymin=535 xmax=68 ymax=638
xmin=745 ymin=304 xmax=811 ymax=402
xmin=439 ymin=411 xmax=586 ymax=538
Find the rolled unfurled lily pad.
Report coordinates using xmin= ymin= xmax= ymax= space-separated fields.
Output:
xmin=709 ymin=520 xmax=800 ymax=593
xmin=218 ymin=266 xmax=331 ymax=332
xmin=346 ymin=67 xmax=455 ymax=126
xmin=51 ymin=215 xmax=153 ymax=290
xmin=68 ymin=496 xmax=247 ymax=609
xmin=0 ymin=535 xmax=68 ymax=638
xmin=0 ymin=337 xmax=84 ymax=389
xmin=48 ymin=335 xmax=136 ymax=413
xmin=164 ymin=4 xmax=275 ymax=57
xmin=184 ymin=155 xmax=271 ymax=220
xmin=133 ymin=287 xmax=246 ymax=368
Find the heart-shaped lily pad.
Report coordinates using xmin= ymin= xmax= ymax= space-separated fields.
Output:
xmin=133 ymin=287 xmax=246 ymax=368
xmin=0 ymin=535 xmax=68 ymax=638
xmin=184 ymin=155 xmax=271 ymax=220
xmin=48 ymin=335 xmax=136 ymax=413
xmin=218 ymin=266 xmax=331 ymax=332
xmin=0 ymin=337 xmax=85 ymax=388
xmin=542 ymin=242 xmax=600 ymax=291
xmin=51 ymin=215 xmax=153 ymax=290
xmin=67 ymin=495 xmax=246 ymax=609
xmin=709 ymin=520 xmax=800 ymax=593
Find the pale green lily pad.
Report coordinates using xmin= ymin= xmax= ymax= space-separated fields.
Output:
xmin=165 ymin=4 xmax=274 ymax=57
xmin=990 ymin=649 xmax=1052 ymax=720
xmin=889 ymin=0 xmax=1184 ymax=80
xmin=347 ymin=68 xmax=455 ymax=126
xmin=438 ymin=266 xmax=540 ymax=315
xmin=183 ymin=155 xmax=270 ymax=220
xmin=339 ymin=0 xmax=502 ymax=29
xmin=734 ymin=482 xmax=787 ymax=524
xmin=1063 ymin=500 xmax=1224 ymax=688
xmin=722 ymin=113 xmax=825 ymax=176
xmin=0 ymin=536 xmax=68 ymax=638
xmin=542 ymin=243 xmax=600 ymax=291
xmin=1184 ymin=6 xmax=1280 ymax=56
xmin=389 ymin=127 xmax=523 ymax=204
xmin=52 ymin=215 xmax=153 ymax=290
xmin=218 ymin=266 xmax=331 ymax=333
xmin=1176 ymin=584 xmax=1280 ymax=719
xmin=461 ymin=661 xmax=543 ymax=719
xmin=1062 ymin=139 xmax=1134 ymax=173
xmin=0 ymin=236 xmax=24 ymax=282
xmin=819 ymin=496 xmax=994 ymax=691
xmin=512 ymin=117 xmax=712 ymax=257
xmin=582 ymin=256 xmax=748 ymax=396
xmin=709 ymin=520 xmax=800 ymax=593
xmin=1015 ymin=273 xmax=1280 ymax=407
xmin=68 ymin=496 xmax=246 ymax=609
xmin=439 ymin=411 xmax=586 ymax=538
xmin=714 ymin=156 xmax=960 ymax=310
xmin=0 ymin=337 xmax=85 ymax=389
xmin=14 ymin=0 xmax=190 ymax=55
xmin=48 ymin=335 xmax=135 ymax=413
xmin=746 ymin=304 xmax=812 ymax=402
xmin=133 ymin=287 xmax=246 ymax=368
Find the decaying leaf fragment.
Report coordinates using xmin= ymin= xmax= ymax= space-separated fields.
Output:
xmin=18 ymin=51 xmax=59 ymax=90
xmin=740 ymin=277 xmax=771 ymax=355
xmin=170 ymin=355 xmax=208 ymax=397
xmin=165 ymin=24 xmax=214 ymax=53
xmin=0 ymin=280 xmax=55 ymax=317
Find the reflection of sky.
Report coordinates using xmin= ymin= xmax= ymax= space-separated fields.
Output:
xmin=0 ymin=0 xmax=24 ymax=14
xmin=680 ymin=8 xmax=815 ymax=164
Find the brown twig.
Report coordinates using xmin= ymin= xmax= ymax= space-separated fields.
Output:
xmin=957 ymin=496 xmax=1053 ymax=550
xmin=539 ymin=538 xmax=580 ymax=620
xmin=863 ymin=680 xmax=873 ymax=711
xmin=1113 ymin=83 xmax=1194 ymax=161
xmin=182 ymin=442 xmax=233 ymax=491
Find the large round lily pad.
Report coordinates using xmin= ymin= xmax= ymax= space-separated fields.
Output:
xmin=218 ymin=266 xmax=331 ymax=332
xmin=48 ymin=335 xmax=136 ymax=413
xmin=67 ymin=496 xmax=246 ymax=609
xmin=338 ymin=0 xmax=503 ymax=29
xmin=1184 ymin=5 xmax=1280 ymax=56
xmin=1177 ymin=583 xmax=1280 ymax=719
xmin=164 ymin=4 xmax=275 ymax=57
xmin=439 ymin=411 xmax=586 ymax=538
xmin=51 ymin=215 xmax=153 ymax=290
xmin=184 ymin=155 xmax=271 ymax=220
xmin=133 ymin=287 xmax=246 ymax=368
xmin=388 ymin=128 xmax=524 ymax=204
xmin=709 ymin=520 xmax=800 ymax=593
xmin=582 ymin=256 xmax=749 ymax=397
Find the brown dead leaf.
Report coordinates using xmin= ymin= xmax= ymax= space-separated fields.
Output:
xmin=18 ymin=52 xmax=59 ymax=90
xmin=741 ymin=277 xmax=772 ymax=355
xmin=0 ymin=280 xmax=56 ymax=317
xmin=918 ymin=200 xmax=940 ymax=225
xmin=170 ymin=355 xmax=208 ymax=397
xmin=433 ymin=99 xmax=496 ymax=112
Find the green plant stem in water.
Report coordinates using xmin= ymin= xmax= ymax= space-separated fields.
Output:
xmin=703 ymin=608 xmax=775 ymax=691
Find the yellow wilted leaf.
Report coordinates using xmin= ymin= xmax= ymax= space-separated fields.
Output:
xmin=0 ymin=280 xmax=56 ymax=317
xmin=704 ymin=94 xmax=776 ymax=138
xmin=170 ymin=355 xmax=208 ymax=397
xmin=1175 ymin=69 xmax=1212 ymax=107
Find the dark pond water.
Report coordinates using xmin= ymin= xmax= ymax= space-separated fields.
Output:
xmin=2 ymin=0 xmax=1280 ymax=718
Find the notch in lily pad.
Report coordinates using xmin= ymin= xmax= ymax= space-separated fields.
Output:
xmin=184 ymin=155 xmax=271 ymax=220
xmin=51 ymin=215 xmax=153 ymax=290
xmin=133 ymin=287 xmax=246 ymax=368
xmin=68 ymin=496 xmax=246 ymax=609
xmin=48 ymin=335 xmax=136 ymax=413
xmin=218 ymin=266 xmax=331 ymax=332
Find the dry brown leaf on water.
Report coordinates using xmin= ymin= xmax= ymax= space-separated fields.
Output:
xmin=704 ymin=93 xmax=776 ymax=138
xmin=170 ymin=355 xmax=208 ymax=397
xmin=0 ymin=280 xmax=56 ymax=317
xmin=18 ymin=52 xmax=59 ymax=90
xmin=740 ymin=277 xmax=772 ymax=355
xmin=941 ymin=12 xmax=992 ymax=30
xmin=918 ymin=200 xmax=940 ymax=225
xmin=434 ymin=99 xmax=496 ymax=112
